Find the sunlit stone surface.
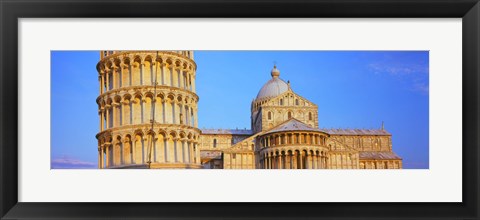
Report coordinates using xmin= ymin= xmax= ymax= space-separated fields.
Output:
xmin=96 ymin=52 xmax=402 ymax=169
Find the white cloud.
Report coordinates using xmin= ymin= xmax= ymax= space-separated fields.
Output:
xmin=367 ymin=62 xmax=429 ymax=95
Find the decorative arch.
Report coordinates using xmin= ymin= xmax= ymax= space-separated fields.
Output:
xmin=114 ymin=135 xmax=123 ymax=166
xmin=123 ymin=134 xmax=133 ymax=165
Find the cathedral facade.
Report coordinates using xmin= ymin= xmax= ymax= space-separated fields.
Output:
xmin=96 ymin=51 xmax=402 ymax=169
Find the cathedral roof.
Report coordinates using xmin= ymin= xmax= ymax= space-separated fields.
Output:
xmin=255 ymin=65 xmax=289 ymax=101
xmin=359 ymin=151 xmax=401 ymax=160
xmin=320 ymin=128 xmax=391 ymax=136
xmin=264 ymin=118 xmax=324 ymax=135
xmin=200 ymin=151 xmax=222 ymax=159
xmin=201 ymin=128 xmax=253 ymax=135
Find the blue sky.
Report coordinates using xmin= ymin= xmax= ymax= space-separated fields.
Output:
xmin=51 ymin=51 xmax=429 ymax=169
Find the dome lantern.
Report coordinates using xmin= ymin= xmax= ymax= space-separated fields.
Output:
xmin=271 ymin=65 xmax=280 ymax=78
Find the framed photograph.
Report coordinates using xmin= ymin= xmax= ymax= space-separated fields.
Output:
xmin=1 ymin=0 xmax=479 ymax=219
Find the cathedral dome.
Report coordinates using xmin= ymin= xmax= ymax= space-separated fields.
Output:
xmin=256 ymin=65 xmax=289 ymax=101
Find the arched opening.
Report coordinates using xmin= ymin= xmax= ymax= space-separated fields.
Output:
xmin=114 ymin=136 xmax=123 ymax=166
xmin=288 ymin=112 xmax=292 ymax=119
xmin=268 ymin=111 xmax=272 ymax=120
xmin=155 ymin=132 xmax=166 ymax=163
xmin=309 ymin=112 xmax=313 ymax=120
xmin=301 ymin=150 xmax=308 ymax=169
xmin=124 ymin=135 xmax=132 ymax=164
xmin=133 ymin=57 xmax=142 ymax=86
xmin=144 ymin=94 xmax=153 ymax=124
xmin=133 ymin=95 xmax=142 ymax=124
xmin=295 ymin=150 xmax=301 ymax=169
xmin=122 ymin=58 xmax=131 ymax=87
xmin=287 ymin=150 xmax=293 ymax=169
xmin=155 ymin=95 xmax=163 ymax=123
xmin=309 ymin=150 xmax=315 ymax=169
xmin=134 ymin=133 xmax=143 ymax=164
xmin=168 ymin=132 xmax=177 ymax=162
xmin=114 ymin=96 xmax=122 ymax=126
xmin=144 ymin=56 xmax=153 ymax=86
xmin=123 ymin=95 xmax=132 ymax=125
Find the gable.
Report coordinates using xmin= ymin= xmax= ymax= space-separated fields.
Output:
xmin=261 ymin=90 xmax=317 ymax=108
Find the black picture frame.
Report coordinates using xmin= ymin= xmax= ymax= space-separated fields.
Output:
xmin=1 ymin=0 xmax=479 ymax=219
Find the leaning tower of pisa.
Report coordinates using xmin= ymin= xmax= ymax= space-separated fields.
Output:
xmin=95 ymin=51 xmax=202 ymax=169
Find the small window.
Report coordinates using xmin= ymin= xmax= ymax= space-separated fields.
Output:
xmin=309 ymin=112 xmax=313 ymax=120
xmin=268 ymin=111 xmax=272 ymax=120
xmin=232 ymin=153 xmax=236 ymax=159
xmin=288 ymin=112 xmax=292 ymax=119
xmin=295 ymin=99 xmax=299 ymax=105
xmin=280 ymin=99 xmax=283 ymax=106
xmin=213 ymin=139 xmax=217 ymax=148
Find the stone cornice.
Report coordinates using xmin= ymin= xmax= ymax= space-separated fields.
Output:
xmin=259 ymin=130 xmax=329 ymax=138
xmin=259 ymin=145 xmax=330 ymax=154
xmin=96 ymin=123 xmax=201 ymax=139
xmin=97 ymin=51 xmax=197 ymax=73
xmin=96 ymin=85 xmax=199 ymax=104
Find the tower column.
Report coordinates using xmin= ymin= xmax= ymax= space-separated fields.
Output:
xmin=180 ymin=68 xmax=187 ymax=90
xmin=105 ymin=143 xmax=111 ymax=167
xmin=177 ymin=67 xmax=182 ymax=88
xmin=279 ymin=152 xmax=284 ymax=169
xmin=140 ymin=63 xmax=145 ymax=85
xmin=185 ymin=105 xmax=189 ymax=126
xmin=100 ymin=145 xmax=105 ymax=168
xmin=192 ymin=75 xmax=196 ymax=93
xmin=305 ymin=152 xmax=309 ymax=169
xmin=292 ymin=151 xmax=297 ymax=169
xmin=105 ymin=106 xmax=110 ymax=129
xmin=265 ymin=153 xmax=268 ymax=169
xmin=300 ymin=151 xmax=304 ymax=169
xmin=170 ymin=65 xmax=175 ymax=86
xmin=100 ymin=72 xmax=105 ymax=93
xmin=112 ymin=67 xmax=117 ymax=89
xmin=99 ymin=76 xmax=102 ymax=94
xmin=312 ymin=152 xmax=316 ymax=169
xmin=189 ymin=141 xmax=194 ymax=163
xmin=119 ymin=64 xmax=124 ymax=87
xmin=164 ymin=138 xmax=170 ymax=163
xmin=269 ymin=153 xmax=273 ymax=169
xmin=99 ymin=109 xmax=104 ymax=131
xmin=122 ymin=100 xmax=128 ymax=125
xmin=161 ymin=63 xmax=166 ymax=85
xmin=106 ymin=70 xmax=110 ymax=91
xmin=98 ymin=148 xmax=101 ymax=169
xmin=112 ymin=103 xmax=118 ymax=127
xmin=162 ymin=100 xmax=166 ymax=124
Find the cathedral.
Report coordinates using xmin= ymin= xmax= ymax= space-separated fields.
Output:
xmin=95 ymin=51 xmax=403 ymax=169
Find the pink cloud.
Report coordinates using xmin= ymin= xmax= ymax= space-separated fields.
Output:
xmin=51 ymin=155 xmax=96 ymax=169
